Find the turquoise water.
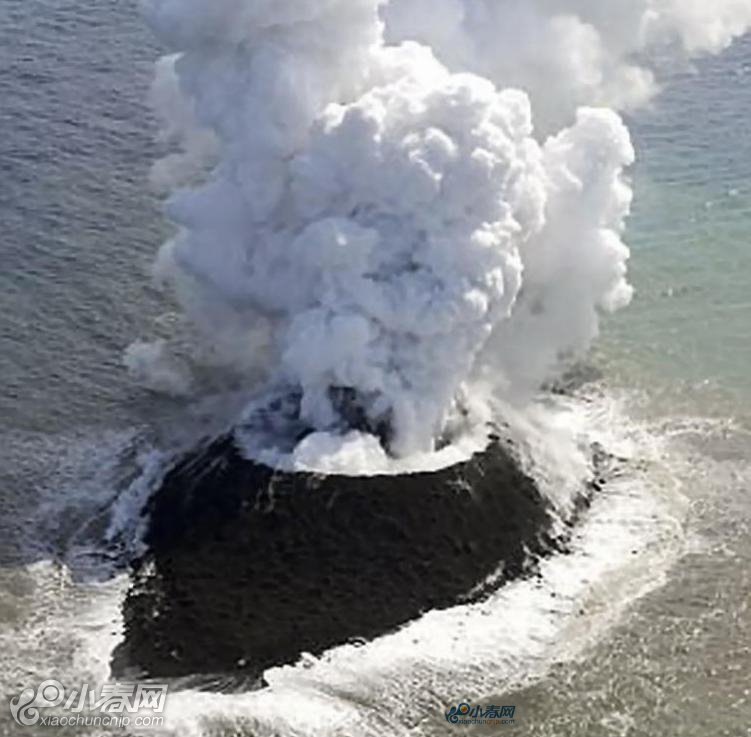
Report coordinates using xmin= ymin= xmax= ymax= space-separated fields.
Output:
xmin=603 ymin=37 xmax=751 ymax=423
xmin=0 ymin=2 xmax=750 ymax=735
xmin=2 ymin=2 xmax=747 ymax=437
xmin=513 ymin=41 xmax=751 ymax=735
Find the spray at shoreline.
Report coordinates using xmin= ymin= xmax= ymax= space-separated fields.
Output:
xmin=128 ymin=0 xmax=751 ymax=462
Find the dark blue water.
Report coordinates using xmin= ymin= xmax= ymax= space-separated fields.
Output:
xmin=0 ymin=0 xmax=167 ymax=434
xmin=0 ymin=3 xmax=749 ymax=736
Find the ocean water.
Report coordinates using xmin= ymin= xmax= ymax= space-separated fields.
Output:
xmin=0 ymin=2 xmax=750 ymax=736
xmin=511 ymin=41 xmax=751 ymax=737
xmin=604 ymin=38 xmax=751 ymax=423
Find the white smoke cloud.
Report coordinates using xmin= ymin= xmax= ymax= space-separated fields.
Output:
xmin=479 ymin=107 xmax=634 ymax=398
xmin=131 ymin=0 xmax=749 ymax=459
xmin=384 ymin=0 xmax=751 ymax=129
xmin=124 ymin=339 xmax=193 ymax=397
xmin=147 ymin=54 xmax=218 ymax=194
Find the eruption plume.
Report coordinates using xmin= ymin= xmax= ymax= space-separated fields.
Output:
xmin=130 ymin=0 xmax=751 ymax=460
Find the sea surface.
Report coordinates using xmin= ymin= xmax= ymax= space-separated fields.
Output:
xmin=1 ymin=2 xmax=750 ymax=736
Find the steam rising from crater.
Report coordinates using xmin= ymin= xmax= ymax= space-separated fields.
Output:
xmin=130 ymin=0 xmax=751 ymax=458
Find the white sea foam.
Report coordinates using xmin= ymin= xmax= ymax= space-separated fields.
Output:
xmin=134 ymin=390 xmax=696 ymax=737
xmin=0 ymin=429 xmax=157 ymax=696
xmin=6 ymin=397 xmax=746 ymax=737
xmin=4 ymin=4 xmax=747 ymax=733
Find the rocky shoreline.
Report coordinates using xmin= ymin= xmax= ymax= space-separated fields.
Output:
xmin=112 ymin=431 xmax=595 ymax=687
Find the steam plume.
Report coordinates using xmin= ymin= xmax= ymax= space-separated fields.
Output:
xmin=132 ymin=0 xmax=750 ymax=458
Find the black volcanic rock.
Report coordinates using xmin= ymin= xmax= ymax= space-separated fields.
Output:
xmin=112 ymin=433 xmax=571 ymax=685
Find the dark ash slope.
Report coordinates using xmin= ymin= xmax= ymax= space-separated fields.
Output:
xmin=112 ymin=432 xmax=589 ymax=686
